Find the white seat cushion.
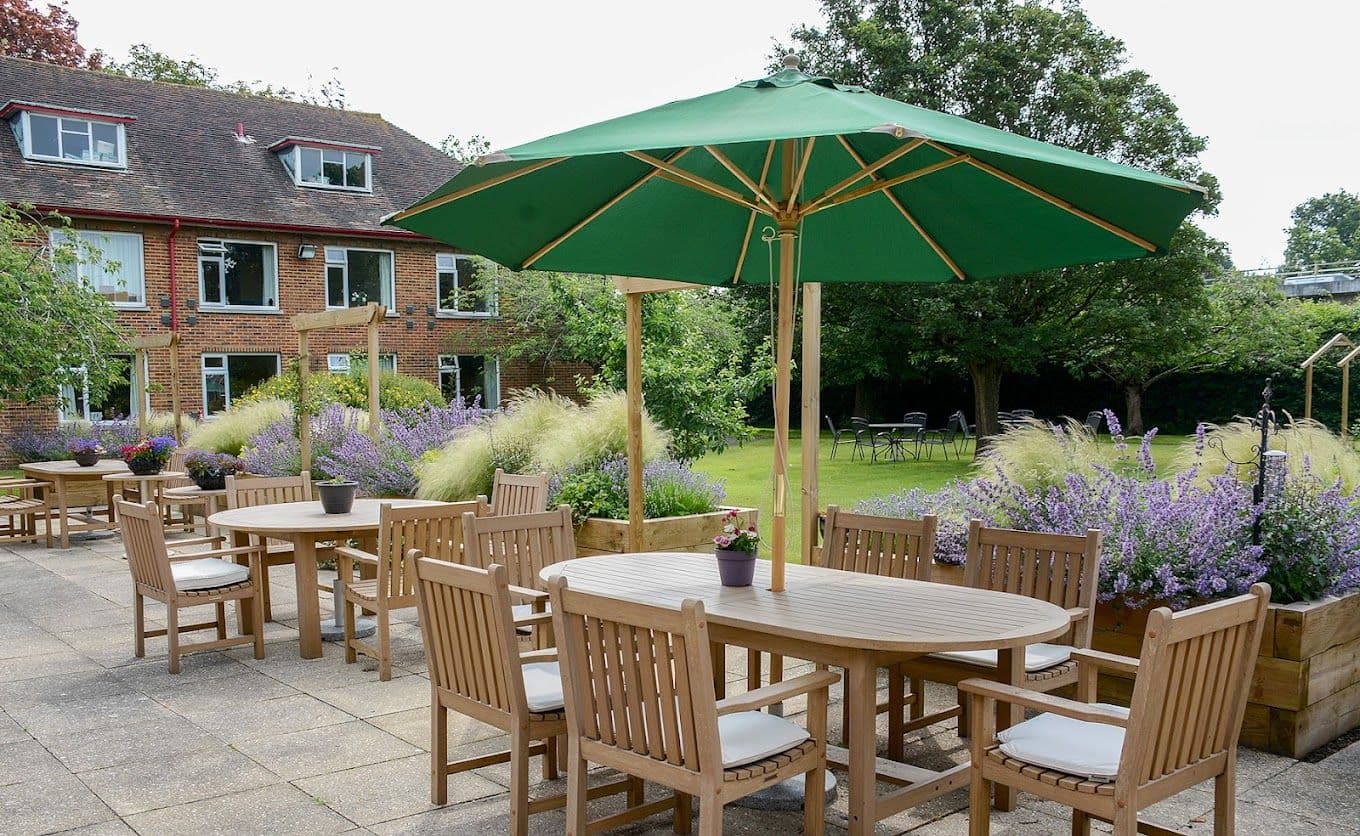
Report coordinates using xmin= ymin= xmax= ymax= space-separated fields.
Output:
xmin=929 ymin=643 xmax=1072 ymax=673
xmin=171 ymin=558 xmax=250 ymax=591
xmin=996 ymin=704 xmax=1129 ymax=781
xmin=717 ymin=711 xmax=810 ymax=769
xmin=521 ymin=662 xmax=565 ymax=713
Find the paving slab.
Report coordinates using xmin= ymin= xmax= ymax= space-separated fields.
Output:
xmin=295 ymin=752 xmax=504 ymax=827
xmin=0 ymin=771 xmax=118 ymax=835
xmin=234 ymin=719 xmax=421 ymax=780
xmin=123 ymin=783 xmax=356 ymax=836
xmin=38 ymin=711 xmax=221 ymax=773
xmin=0 ymin=737 xmax=72 ymax=786
xmin=79 ymin=745 xmax=282 ymax=816
xmin=313 ymin=672 xmax=432 ymax=719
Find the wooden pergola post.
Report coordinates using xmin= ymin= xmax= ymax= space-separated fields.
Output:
xmin=127 ymin=332 xmax=181 ymax=442
xmin=1339 ymin=344 xmax=1360 ymax=437
xmin=1301 ymin=333 xmax=1353 ymax=422
xmin=291 ymin=303 xmax=387 ymax=471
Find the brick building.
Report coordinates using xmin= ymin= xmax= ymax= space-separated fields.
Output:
xmin=0 ymin=56 xmax=582 ymax=462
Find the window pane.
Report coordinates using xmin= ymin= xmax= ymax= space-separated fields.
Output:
xmin=201 ymin=258 xmax=222 ymax=304
xmin=324 ymin=247 xmax=345 ymax=264
xmin=327 ymin=265 xmax=346 ymax=307
xmin=439 ymin=368 xmax=457 ymax=401
xmin=81 ymin=231 xmax=143 ymax=304
xmin=61 ymin=124 xmax=90 ymax=161
xmin=227 ymin=355 xmax=278 ymax=403
xmin=344 ymin=152 xmax=367 ymax=188
xmin=223 ymin=242 xmax=275 ymax=306
xmin=203 ymin=355 xmax=225 ymax=368
xmin=458 ymin=355 xmax=486 ymax=405
xmin=345 ymin=250 xmax=388 ymax=307
xmin=91 ymin=355 xmax=133 ymax=420
xmin=455 ymin=256 xmax=491 ymax=313
xmin=28 ymin=114 xmax=58 ymax=157
xmin=380 ymin=354 xmax=395 ymax=373
xmin=204 ymin=372 xmax=227 ymax=415
xmin=437 ymin=269 xmax=456 ymax=311
xmin=322 ymin=149 xmax=344 ymax=186
xmin=91 ymin=122 xmax=119 ymax=162
xmin=300 ymin=147 xmax=324 ymax=183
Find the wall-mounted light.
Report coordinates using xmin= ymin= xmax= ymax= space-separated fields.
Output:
xmin=297 ymin=244 xmax=317 ymax=260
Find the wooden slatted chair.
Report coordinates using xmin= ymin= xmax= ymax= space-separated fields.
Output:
xmin=333 ymin=500 xmax=479 ymax=680
xmin=0 ymin=477 xmax=52 ymax=547
xmin=549 ymin=574 xmax=839 ymax=836
xmin=160 ymin=448 xmax=206 ymax=532
xmin=960 ymin=583 xmax=1272 ymax=835
xmin=115 ymin=496 xmax=264 ymax=673
xmin=461 ymin=505 xmax=577 ymax=646
xmin=224 ymin=472 xmax=319 ymax=622
xmin=476 ymin=468 xmax=550 ymax=516
xmin=899 ymin=520 xmax=1101 ymax=750
xmin=412 ymin=555 xmax=638 ymax=834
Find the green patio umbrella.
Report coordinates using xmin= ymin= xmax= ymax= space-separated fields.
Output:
xmin=387 ymin=57 xmax=1204 ymax=590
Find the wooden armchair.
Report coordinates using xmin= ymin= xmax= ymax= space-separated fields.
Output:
xmin=115 ymin=496 xmax=264 ymax=673
xmin=476 ymin=468 xmax=550 ymax=516
xmin=224 ymin=472 xmax=318 ymax=621
xmin=411 ymin=555 xmax=637 ymax=834
xmin=160 ymin=448 xmax=205 ymax=532
xmin=461 ymin=505 xmax=577 ymax=645
xmin=960 ymin=583 xmax=1272 ymax=835
xmin=333 ymin=500 xmax=479 ymax=680
xmin=0 ymin=477 xmax=52 ymax=547
xmin=549 ymin=574 xmax=838 ymax=835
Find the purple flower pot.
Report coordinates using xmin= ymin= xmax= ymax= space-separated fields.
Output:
xmin=715 ymin=548 xmax=757 ymax=587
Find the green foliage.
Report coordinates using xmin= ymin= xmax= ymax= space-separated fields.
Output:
xmin=146 ymin=411 xmax=197 ymax=439
xmin=187 ymin=398 xmax=292 ymax=456
xmin=1259 ymin=478 xmax=1355 ymax=604
xmin=977 ymin=418 xmax=1144 ymax=491
xmin=552 ymin=469 xmax=625 ymax=524
xmin=0 ymin=205 xmax=127 ymax=406
xmin=104 ymin=44 xmax=346 ymax=108
xmin=1283 ymin=190 xmax=1360 ymax=268
xmin=438 ymin=135 xmax=493 ymax=164
xmin=237 ymin=366 xmax=442 ymax=413
xmin=533 ymin=391 xmax=669 ymax=475
xmin=1178 ymin=419 xmax=1360 ymax=492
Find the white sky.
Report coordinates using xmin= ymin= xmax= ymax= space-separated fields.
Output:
xmin=61 ymin=0 xmax=1358 ymax=269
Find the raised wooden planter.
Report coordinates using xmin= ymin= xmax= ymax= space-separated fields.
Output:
xmin=1092 ymin=589 xmax=1360 ymax=758
xmin=575 ymin=506 xmax=758 ymax=556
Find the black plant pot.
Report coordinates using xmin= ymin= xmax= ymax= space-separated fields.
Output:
xmin=191 ymin=471 xmax=228 ymax=491
xmin=128 ymin=459 xmax=163 ymax=476
xmin=73 ymin=451 xmax=100 ymax=467
xmin=317 ymin=481 xmax=358 ymax=515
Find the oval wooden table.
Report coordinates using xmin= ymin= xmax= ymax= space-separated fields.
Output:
xmin=545 ymin=552 xmax=1071 ymax=836
xmin=20 ymin=459 xmax=129 ymax=548
xmin=103 ymin=470 xmax=187 ymax=523
xmin=209 ymin=498 xmax=445 ymax=659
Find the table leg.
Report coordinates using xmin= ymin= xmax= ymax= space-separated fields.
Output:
xmin=294 ymin=536 xmax=323 ymax=659
xmin=232 ymin=529 xmax=256 ymax=637
xmin=709 ymin=641 xmax=726 ymax=699
xmin=994 ymin=648 xmax=1024 ymax=811
xmin=106 ymin=481 xmax=117 ymax=525
xmin=55 ymin=477 xmax=70 ymax=549
xmin=846 ymin=651 xmax=878 ymax=835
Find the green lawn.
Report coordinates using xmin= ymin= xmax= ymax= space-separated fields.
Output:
xmin=694 ymin=430 xmax=1187 ymax=561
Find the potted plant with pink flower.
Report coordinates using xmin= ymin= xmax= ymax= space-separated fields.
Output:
xmin=713 ymin=509 xmax=759 ymax=587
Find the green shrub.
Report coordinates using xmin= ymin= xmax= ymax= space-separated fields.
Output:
xmin=533 ymin=390 xmax=669 ymax=474
xmin=1178 ymin=418 xmax=1360 ymax=492
xmin=977 ymin=418 xmax=1121 ymax=490
xmin=147 ymin=411 xmax=198 ymax=438
xmin=238 ymin=366 xmax=443 ymax=413
xmin=187 ymin=398 xmax=292 ymax=455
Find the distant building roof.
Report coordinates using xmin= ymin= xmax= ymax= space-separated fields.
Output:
xmin=0 ymin=56 xmax=461 ymax=237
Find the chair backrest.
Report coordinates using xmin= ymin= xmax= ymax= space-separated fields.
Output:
xmin=903 ymin=411 xmax=927 ymax=427
xmin=824 ymin=415 xmax=839 ymax=435
xmin=225 ymin=471 xmax=313 ymax=509
xmin=412 ymin=556 xmax=528 ymax=721
xmin=1122 ymin=584 xmax=1271 ymax=788
xmin=461 ymin=505 xmax=577 ymax=592
xmin=479 ymin=468 xmax=550 ymax=517
xmin=820 ymin=505 xmax=936 ymax=581
xmin=1084 ymin=411 xmax=1103 ymax=432
xmin=964 ymin=520 xmax=1102 ymax=647
xmin=166 ymin=449 xmax=194 ymax=489
xmin=953 ymin=410 xmax=972 ymax=438
xmin=115 ymin=496 xmax=174 ymax=595
xmin=850 ymin=416 xmax=872 ymax=437
xmin=549 ymin=575 xmax=721 ymax=776
xmin=373 ymin=500 xmax=480 ymax=600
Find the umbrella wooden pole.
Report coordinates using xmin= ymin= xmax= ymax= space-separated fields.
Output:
xmin=771 ymin=220 xmax=797 ymax=593
xmin=625 ymin=290 xmax=645 ymax=551
xmin=801 ymin=282 xmax=821 ymax=566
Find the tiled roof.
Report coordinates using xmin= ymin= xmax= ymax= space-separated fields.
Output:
xmin=0 ymin=56 xmax=461 ymax=235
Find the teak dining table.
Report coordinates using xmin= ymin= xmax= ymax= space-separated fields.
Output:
xmin=208 ymin=498 xmax=444 ymax=659
xmin=20 ymin=459 xmax=128 ymax=548
xmin=545 ymin=552 xmax=1070 ymax=835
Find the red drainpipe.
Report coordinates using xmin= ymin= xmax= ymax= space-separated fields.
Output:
xmin=168 ymin=218 xmax=180 ymax=329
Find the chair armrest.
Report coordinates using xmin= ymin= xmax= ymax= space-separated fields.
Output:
xmin=1066 ymin=607 xmax=1089 ymax=624
xmin=0 ymin=478 xmax=51 ymax=489
xmin=958 ymin=678 xmax=1128 ymax=727
xmin=334 ymin=545 xmax=379 ymax=566
xmin=715 ymin=670 xmax=841 ymax=716
xmin=1071 ymin=648 xmax=1140 ymax=675
xmin=514 ymin=611 xmax=553 ymax=628
xmin=508 ymin=584 xmax=548 ymax=604
xmin=520 ymin=648 xmax=558 ymax=664
xmin=169 ymin=535 xmax=225 ymax=549
xmin=167 ymin=544 xmax=264 ymax=561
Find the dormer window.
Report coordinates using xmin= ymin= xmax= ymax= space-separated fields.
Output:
xmin=271 ymin=137 xmax=377 ymax=192
xmin=3 ymin=101 xmax=131 ymax=168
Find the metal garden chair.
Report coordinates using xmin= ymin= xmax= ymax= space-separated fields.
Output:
xmin=825 ymin=416 xmax=854 ymax=459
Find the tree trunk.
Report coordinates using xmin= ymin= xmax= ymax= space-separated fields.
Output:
xmin=1123 ymin=383 xmax=1145 ymax=436
xmin=968 ymin=361 xmax=1003 ymax=457
xmin=852 ymin=380 xmax=876 ymax=418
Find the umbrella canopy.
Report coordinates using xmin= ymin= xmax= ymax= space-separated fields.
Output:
xmin=387 ymin=57 xmax=1205 ymax=591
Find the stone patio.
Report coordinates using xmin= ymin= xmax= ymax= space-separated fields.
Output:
xmin=1 ymin=533 xmax=1355 ymax=835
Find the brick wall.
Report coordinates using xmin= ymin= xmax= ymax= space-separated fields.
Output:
xmin=0 ymin=217 xmax=595 ymax=465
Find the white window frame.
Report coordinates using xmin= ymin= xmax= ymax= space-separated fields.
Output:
xmin=324 ymin=247 xmax=395 ymax=310
xmin=197 ymin=238 xmax=279 ymax=311
xmin=201 ymin=353 xmax=281 ymax=416
xmin=278 ymin=144 xmax=372 ymax=192
xmin=326 ymin=353 xmax=396 ymax=374
xmin=49 ymin=229 xmax=146 ymax=307
xmin=57 ymin=354 xmax=147 ymax=423
xmin=436 ymin=253 xmax=499 ymax=318
xmin=438 ymin=354 xmax=500 ymax=407
xmin=11 ymin=110 xmax=127 ymax=168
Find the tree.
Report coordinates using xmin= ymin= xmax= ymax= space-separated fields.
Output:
xmin=0 ymin=0 xmax=102 ymax=68
xmin=105 ymin=45 xmax=346 ymax=108
xmin=780 ymin=0 xmax=1217 ymax=442
xmin=0 ymin=205 xmax=126 ymax=406
xmin=1283 ymin=190 xmax=1360 ymax=268
xmin=438 ymin=135 xmax=493 ymax=164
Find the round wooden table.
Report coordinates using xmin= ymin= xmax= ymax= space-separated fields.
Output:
xmin=208 ymin=498 xmax=446 ymax=658
xmin=546 ymin=552 xmax=1071 ymax=835
xmin=103 ymin=471 xmax=187 ymax=521
xmin=162 ymin=484 xmax=227 ymax=535
xmin=20 ymin=459 xmax=129 ymax=548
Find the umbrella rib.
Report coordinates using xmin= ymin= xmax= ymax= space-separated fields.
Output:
xmin=732 ymin=141 xmax=776 ymax=285
xmin=704 ymin=145 xmax=780 ymax=213
xmin=520 ymin=148 xmax=694 ymax=269
xmin=923 ymin=141 xmax=1158 ymax=252
xmin=624 ymin=151 xmax=760 ymax=213
xmin=785 ymin=137 xmax=816 ymax=213
xmin=386 ymin=157 xmax=568 ymax=222
xmin=806 ymin=155 xmax=969 ymax=215
xmin=802 ymin=138 xmax=925 ymax=213
xmin=835 ymin=136 xmax=966 ymax=281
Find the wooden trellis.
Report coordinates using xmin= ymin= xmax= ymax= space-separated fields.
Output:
xmin=293 ymin=303 xmax=386 ymax=471
xmin=1301 ymin=333 xmax=1354 ymax=425
xmin=127 ymin=332 xmax=182 ymax=442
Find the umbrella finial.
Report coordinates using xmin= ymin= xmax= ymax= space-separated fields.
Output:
xmin=782 ymin=54 xmax=801 ymax=71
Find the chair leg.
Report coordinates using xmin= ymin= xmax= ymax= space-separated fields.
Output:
xmin=840 ymin=676 xmax=852 ymax=747
xmin=628 ymin=774 xmax=645 ymax=806
xmin=377 ymin=607 xmax=392 ymax=682
xmin=698 ymin=794 xmax=723 ymax=836
xmin=565 ymin=738 xmax=588 ymax=836
xmin=1112 ymin=806 xmax=1137 ymax=836
xmin=1071 ymin=810 xmax=1091 ymax=836
xmin=968 ymin=765 xmax=990 ymax=835
xmin=543 ymin=733 xmax=559 ymax=781
xmin=958 ymin=692 xmax=970 ymax=739
xmin=260 ymin=564 xmax=274 ymax=622
xmin=215 ymin=601 xmax=227 ymax=641
xmin=909 ymin=676 xmax=926 ymax=723
xmin=342 ymin=596 xmax=358 ymax=665
xmin=674 ymin=792 xmax=693 ymax=835
xmin=887 ymin=664 xmax=905 ymax=762
xmin=509 ymin=725 xmax=530 ymax=836
xmin=133 ymin=591 xmax=145 ymax=658
xmin=251 ymin=579 xmax=265 ymax=661
xmin=166 ymin=604 xmax=181 ymax=675
xmin=430 ymin=703 xmax=448 ymax=805
xmin=1215 ymin=758 xmax=1237 ymax=834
